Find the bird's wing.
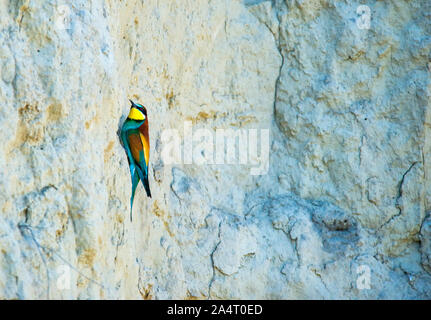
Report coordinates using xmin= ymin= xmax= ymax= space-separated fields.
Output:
xmin=138 ymin=120 xmax=150 ymax=168
xmin=127 ymin=130 xmax=148 ymax=176
xmin=128 ymin=131 xmax=143 ymax=163
xmin=138 ymin=122 xmax=151 ymax=197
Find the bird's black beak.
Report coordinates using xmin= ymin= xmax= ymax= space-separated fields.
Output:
xmin=129 ymin=99 xmax=136 ymax=107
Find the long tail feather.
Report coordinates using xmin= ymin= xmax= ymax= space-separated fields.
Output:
xmin=136 ymin=165 xmax=151 ymax=198
xmin=143 ymin=176 xmax=152 ymax=198
xmin=130 ymin=165 xmax=140 ymax=221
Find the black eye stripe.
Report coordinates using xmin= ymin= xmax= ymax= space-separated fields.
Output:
xmin=138 ymin=107 xmax=147 ymax=116
xmin=132 ymin=102 xmax=147 ymax=116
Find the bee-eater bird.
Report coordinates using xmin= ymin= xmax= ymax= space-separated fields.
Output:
xmin=120 ymin=99 xmax=151 ymax=221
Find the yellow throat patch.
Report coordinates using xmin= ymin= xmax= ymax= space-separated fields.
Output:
xmin=128 ymin=107 xmax=145 ymax=121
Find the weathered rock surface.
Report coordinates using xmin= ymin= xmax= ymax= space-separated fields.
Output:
xmin=0 ymin=0 xmax=429 ymax=299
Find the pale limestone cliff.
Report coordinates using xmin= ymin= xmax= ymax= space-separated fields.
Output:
xmin=0 ymin=0 xmax=430 ymax=299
